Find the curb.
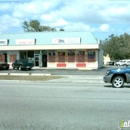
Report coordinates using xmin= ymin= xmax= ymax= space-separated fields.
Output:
xmin=0 ymin=73 xmax=8 ymax=75
xmin=10 ymin=73 xmax=29 ymax=76
xmin=0 ymin=73 xmax=52 ymax=76
xmin=78 ymin=68 xmax=93 ymax=70
xmin=0 ymin=80 xmax=105 ymax=84
xmin=31 ymin=73 xmax=51 ymax=76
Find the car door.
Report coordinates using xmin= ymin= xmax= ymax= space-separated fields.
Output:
xmin=13 ymin=60 xmax=18 ymax=68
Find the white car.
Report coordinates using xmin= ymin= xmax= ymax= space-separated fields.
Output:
xmin=115 ymin=60 xmax=126 ymax=66
xmin=116 ymin=59 xmax=130 ymax=66
xmin=123 ymin=60 xmax=130 ymax=66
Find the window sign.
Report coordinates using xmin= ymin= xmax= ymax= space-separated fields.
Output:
xmin=9 ymin=54 xmax=17 ymax=62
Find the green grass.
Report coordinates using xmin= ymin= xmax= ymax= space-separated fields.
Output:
xmin=0 ymin=75 xmax=63 ymax=81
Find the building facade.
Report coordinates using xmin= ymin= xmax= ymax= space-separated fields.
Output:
xmin=0 ymin=31 xmax=103 ymax=69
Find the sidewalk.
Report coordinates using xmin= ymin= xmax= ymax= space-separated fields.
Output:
xmin=46 ymin=75 xmax=104 ymax=83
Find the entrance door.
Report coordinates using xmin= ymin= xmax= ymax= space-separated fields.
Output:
xmin=34 ymin=54 xmax=39 ymax=66
xmin=42 ymin=55 xmax=47 ymax=67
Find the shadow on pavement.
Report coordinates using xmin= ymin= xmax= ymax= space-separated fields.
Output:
xmin=104 ymin=85 xmax=130 ymax=88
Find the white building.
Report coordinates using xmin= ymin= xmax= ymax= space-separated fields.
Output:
xmin=0 ymin=31 xmax=103 ymax=69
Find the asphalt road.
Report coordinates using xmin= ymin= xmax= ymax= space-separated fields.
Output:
xmin=0 ymin=65 xmax=120 ymax=75
xmin=0 ymin=82 xmax=130 ymax=130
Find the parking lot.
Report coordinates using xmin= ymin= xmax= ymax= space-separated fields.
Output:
xmin=0 ymin=65 xmax=119 ymax=75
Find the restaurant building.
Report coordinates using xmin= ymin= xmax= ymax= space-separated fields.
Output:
xmin=0 ymin=31 xmax=103 ymax=69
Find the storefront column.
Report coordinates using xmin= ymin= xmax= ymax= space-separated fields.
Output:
xmin=39 ymin=50 xmax=42 ymax=67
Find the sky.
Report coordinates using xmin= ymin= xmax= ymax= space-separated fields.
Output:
xmin=0 ymin=0 xmax=130 ymax=40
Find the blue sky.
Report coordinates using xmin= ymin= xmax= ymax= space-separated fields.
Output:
xmin=0 ymin=0 xmax=130 ymax=40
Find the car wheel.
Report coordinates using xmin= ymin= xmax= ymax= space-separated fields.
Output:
xmin=28 ymin=68 xmax=31 ymax=70
xmin=112 ymin=76 xmax=124 ymax=88
xmin=19 ymin=65 xmax=22 ymax=71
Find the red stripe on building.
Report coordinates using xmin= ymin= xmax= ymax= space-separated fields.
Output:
xmin=76 ymin=63 xmax=86 ymax=67
xmin=57 ymin=63 xmax=66 ymax=67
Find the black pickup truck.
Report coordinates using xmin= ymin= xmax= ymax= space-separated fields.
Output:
xmin=12 ymin=59 xmax=34 ymax=70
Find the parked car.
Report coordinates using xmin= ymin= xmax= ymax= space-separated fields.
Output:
xmin=12 ymin=59 xmax=34 ymax=70
xmin=122 ymin=60 xmax=130 ymax=66
xmin=0 ymin=62 xmax=9 ymax=70
xmin=106 ymin=61 xmax=114 ymax=65
xmin=106 ymin=60 xmax=119 ymax=66
xmin=103 ymin=66 xmax=130 ymax=88
xmin=115 ymin=60 xmax=126 ymax=66
xmin=115 ymin=59 xmax=130 ymax=66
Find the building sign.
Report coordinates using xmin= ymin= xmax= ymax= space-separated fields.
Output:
xmin=52 ymin=38 xmax=80 ymax=44
xmin=16 ymin=39 xmax=35 ymax=45
xmin=0 ymin=55 xmax=5 ymax=62
xmin=0 ymin=39 xmax=8 ymax=45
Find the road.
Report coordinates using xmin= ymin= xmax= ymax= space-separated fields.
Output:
xmin=0 ymin=65 xmax=118 ymax=75
xmin=0 ymin=82 xmax=130 ymax=130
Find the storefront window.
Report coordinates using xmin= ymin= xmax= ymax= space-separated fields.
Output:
xmin=20 ymin=51 xmax=27 ymax=59
xmin=28 ymin=51 xmax=34 ymax=62
xmin=58 ymin=52 xmax=65 ymax=56
xmin=9 ymin=54 xmax=17 ymax=62
xmin=0 ymin=55 xmax=5 ymax=62
xmin=49 ymin=51 xmax=55 ymax=62
xmin=49 ymin=51 xmax=55 ymax=56
xmin=78 ymin=51 xmax=85 ymax=55
xmin=68 ymin=50 xmax=75 ymax=62
xmin=28 ymin=51 xmax=34 ymax=57
xmin=34 ymin=50 xmax=40 ymax=54
xmin=88 ymin=50 xmax=95 ymax=62
xmin=68 ymin=51 xmax=75 ymax=56
xmin=58 ymin=51 xmax=65 ymax=62
xmin=76 ymin=50 xmax=85 ymax=62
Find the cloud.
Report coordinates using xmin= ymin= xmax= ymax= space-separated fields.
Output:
xmin=100 ymin=24 xmax=110 ymax=32
xmin=0 ymin=14 xmax=21 ymax=32
xmin=0 ymin=0 xmax=130 ymax=40
xmin=49 ymin=19 xmax=68 ymax=27
xmin=0 ymin=3 xmax=11 ymax=11
xmin=63 ymin=22 xmax=91 ymax=31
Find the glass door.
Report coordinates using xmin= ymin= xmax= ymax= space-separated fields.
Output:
xmin=34 ymin=54 xmax=39 ymax=66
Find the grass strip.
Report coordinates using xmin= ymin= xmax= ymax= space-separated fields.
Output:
xmin=0 ymin=75 xmax=63 ymax=81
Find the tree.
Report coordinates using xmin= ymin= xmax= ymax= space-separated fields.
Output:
xmin=22 ymin=20 xmax=57 ymax=32
xmin=59 ymin=28 xmax=64 ymax=31
xmin=101 ymin=33 xmax=130 ymax=60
